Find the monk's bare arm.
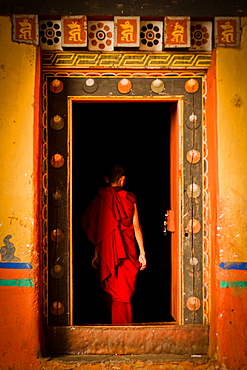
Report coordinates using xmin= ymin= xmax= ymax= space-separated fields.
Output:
xmin=92 ymin=249 xmax=99 ymax=269
xmin=133 ymin=203 xmax=146 ymax=270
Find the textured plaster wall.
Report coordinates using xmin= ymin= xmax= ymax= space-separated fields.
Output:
xmin=0 ymin=16 xmax=40 ymax=370
xmin=213 ymin=22 xmax=247 ymax=369
xmin=0 ymin=16 xmax=36 ymax=262
xmin=216 ymin=24 xmax=247 ymax=263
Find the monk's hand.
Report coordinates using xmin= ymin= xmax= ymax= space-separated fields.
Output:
xmin=92 ymin=254 xmax=99 ymax=269
xmin=139 ymin=253 xmax=146 ymax=270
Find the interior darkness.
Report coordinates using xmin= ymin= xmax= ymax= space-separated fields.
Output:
xmin=73 ymin=102 xmax=174 ymax=324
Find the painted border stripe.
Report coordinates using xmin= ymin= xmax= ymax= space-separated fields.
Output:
xmin=0 ymin=262 xmax=32 ymax=269
xmin=0 ymin=279 xmax=34 ymax=287
xmin=220 ymin=262 xmax=247 ymax=270
xmin=220 ymin=281 xmax=247 ymax=288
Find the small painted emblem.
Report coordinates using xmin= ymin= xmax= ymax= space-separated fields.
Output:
xmin=61 ymin=16 xmax=87 ymax=47
xmin=215 ymin=17 xmax=240 ymax=47
xmin=0 ymin=235 xmax=19 ymax=261
xmin=114 ymin=17 xmax=140 ymax=47
xmin=12 ymin=14 xmax=39 ymax=44
xmin=164 ymin=17 xmax=190 ymax=48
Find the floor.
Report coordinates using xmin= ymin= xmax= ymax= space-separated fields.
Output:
xmin=39 ymin=354 xmax=221 ymax=370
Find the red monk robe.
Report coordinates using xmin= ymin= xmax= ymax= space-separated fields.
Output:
xmin=82 ymin=186 xmax=140 ymax=324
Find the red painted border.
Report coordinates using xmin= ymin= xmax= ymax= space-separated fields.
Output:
xmin=205 ymin=50 xmax=218 ymax=358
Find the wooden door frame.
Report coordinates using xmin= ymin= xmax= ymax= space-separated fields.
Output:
xmin=42 ymin=70 xmax=209 ymax=354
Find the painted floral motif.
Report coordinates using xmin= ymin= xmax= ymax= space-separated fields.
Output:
xmin=39 ymin=20 xmax=62 ymax=50
xmin=140 ymin=21 xmax=163 ymax=50
xmin=88 ymin=21 xmax=114 ymax=51
xmin=190 ymin=22 xmax=212 ymax=51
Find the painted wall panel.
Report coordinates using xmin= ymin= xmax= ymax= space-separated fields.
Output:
xmin=213 ymin=22 xmax=247 ymax=369
xmin=0 ymin=16 xmax=40 ymax=370
xmin=0 ymin=16 xmax=36 ymax=264
xmin=217 ymin=24 xmax=247 ymax=263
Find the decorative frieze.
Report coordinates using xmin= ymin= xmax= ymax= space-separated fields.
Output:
xmin=42 ymin=51 xmax=212 ymax=69
xmin=12 ymin=15 xmax=241 ymax=51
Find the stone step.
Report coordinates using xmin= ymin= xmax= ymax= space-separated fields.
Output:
xmin=40 ymin=354 xmax=219 ymax=370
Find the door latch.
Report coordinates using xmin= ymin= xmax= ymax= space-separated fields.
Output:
xmin=164 ymin=210 xmax=175 ymax=235
xmin=164 ymin=213 xmax=168 ymax=235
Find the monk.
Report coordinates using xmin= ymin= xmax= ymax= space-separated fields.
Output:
xmin=82 ymin=165 xmax=146 ymax=324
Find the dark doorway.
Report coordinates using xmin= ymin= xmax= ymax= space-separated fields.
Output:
xmin=72 ymin=101 xmax=174 ymax=324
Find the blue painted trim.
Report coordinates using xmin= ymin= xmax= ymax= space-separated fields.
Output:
xmin=219 ymin=262 xmax=247 ymax=270
xmin=0 ymin=262 xmax=32 ymax=269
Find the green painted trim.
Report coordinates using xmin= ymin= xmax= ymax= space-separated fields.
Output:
xmin=220 ymin=281 xmax=247 ymax=288
xmin=0 ymin=279 xmax=34 ymax=287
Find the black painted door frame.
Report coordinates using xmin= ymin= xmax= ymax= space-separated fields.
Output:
xmin=42 ymin=75 xmax=206 ymax=326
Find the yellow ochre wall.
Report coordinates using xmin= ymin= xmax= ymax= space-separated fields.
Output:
xmin=209 ymin=21 xmax=247 ymax=368
xmin=0 ymin=16 xmax=37 ymax=262
xmin=217 ymin=23 xmax=247 ymax=263
xmin=0 ymin=16 xmax=41 ymax=369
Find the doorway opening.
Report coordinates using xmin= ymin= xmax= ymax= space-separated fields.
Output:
xmin=72 ymin=101 xmax=175 ymax=325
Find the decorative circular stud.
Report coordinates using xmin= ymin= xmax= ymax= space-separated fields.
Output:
xmin=189 ymin=257 xmax=199 ymax=266
xmin=150 ymin=79 xmax=165 ymax=93
xmin=51 ymin=264 xmax=64 ymax=279
xmin=50 ymin=188 xmax=62 ymax=207
xmin=186 ymin=149 xmax=201 ymax=164
xmin=189 ymin=114 xmax=197 ymax=122
xmin=50 ymin=229 xmax=65 ymax=243
xmin=50 ymin=115 xmax=64 ymax=131
xmin=186 ymin=183 xmax=201 ymax=198
xmin=117 ymin=78 xmax=132 ymax=94
xmin=50 ymin=301 xmax=65 ymax=315
xmin=50 ymin=79 xmax=64 ymax=93
xmin=186 ymin=113 xmax=200 ymax=130
xmin=83 ymin=78 xmax=98 ymax=93
xmin=185 ymin=78 xmax=199 ymax=93
xmin=187 ymin=218 xmax=201 ymax=234
xmin=186 ymin=296 xmax=201 ymax=311
xmin=52 ymin=189 xmax=62 ymax=201
xmin=50 ymin=153 xmax=64 ymax=168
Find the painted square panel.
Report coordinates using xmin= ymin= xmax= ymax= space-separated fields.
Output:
xmin=12 ymin=14 xmax=39 ymax=44
xmin=114 ymin=16 xmax=140 ymax=47
xmin=88 ymin=21 xmax=114 ymax=51
xmin=215 ymin=17 xmax=240 ymax=47
xmin=139 ymin=21 xmax=163 ymax=51
xmin=39 ymin=20 xmax=62 ymax=50
xmin=189 ymin=21 xmax=212 ymax=51
xmin=61 ymin=16 xmax=87 ymax=47
xmin=164 ymin=16 xmax=190 ymax=48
